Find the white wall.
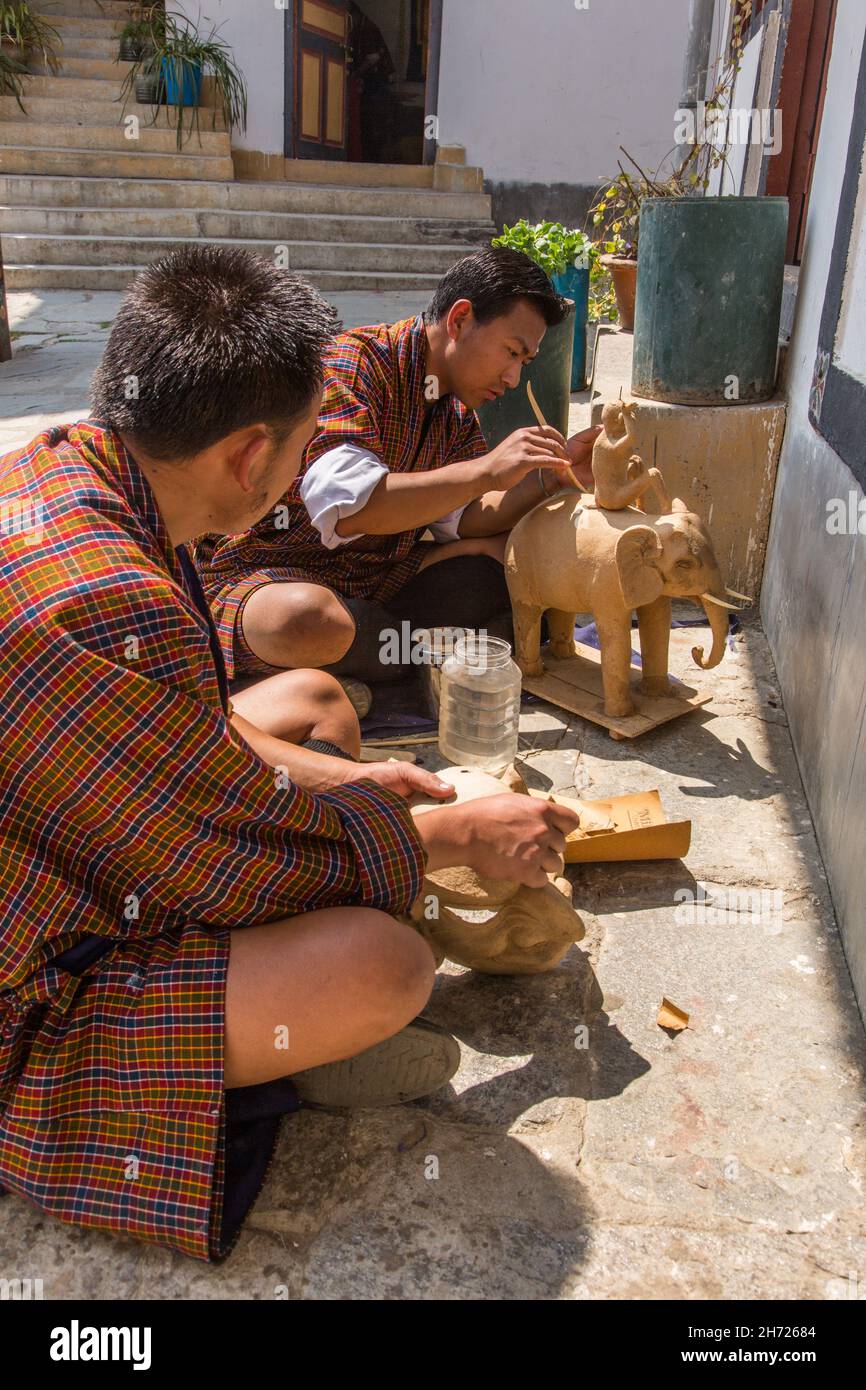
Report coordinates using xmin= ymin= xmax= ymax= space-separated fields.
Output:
xmin=168 ymin=0 xmax=285 ymax=154
xmin=436 ymin=0 xmax=692 ymax=186
xmin=761 ymin=0 xmax=866 ymax=1016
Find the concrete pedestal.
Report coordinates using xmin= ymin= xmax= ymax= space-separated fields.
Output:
xmin=589 ymin=326 xmax=786 ymax=599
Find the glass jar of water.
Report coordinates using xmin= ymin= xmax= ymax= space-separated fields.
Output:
xmin=438 ymin=634 xmax=522 ymax=772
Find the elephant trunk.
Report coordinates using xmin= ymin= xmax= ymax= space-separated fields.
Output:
xmin=692 ymin=593 xmax=731 ymax=669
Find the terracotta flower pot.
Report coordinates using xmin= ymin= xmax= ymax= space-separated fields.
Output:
xmin=600 ymin=254 xmax=638 ymax=332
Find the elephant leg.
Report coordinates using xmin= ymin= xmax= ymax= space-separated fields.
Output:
xmin=637 ymin=596 xmax=673 ymax=697
xmin=546 ymin=608 xmax=576 ymax=661
xmin=596 ymin=616 xmax=636 ymax=718
xmin=512 ymin=600 xmax=544 ymax=677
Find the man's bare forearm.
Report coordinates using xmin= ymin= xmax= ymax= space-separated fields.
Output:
xmin=230 ymin=712 xmax=355 ymax=792
xmin=333 ymin=457 xmax=488 ymax=538
xmin=332 ymin=426 xmax=574 ymax=540
xmin=458 ymin=469 xmax=547 ymax=537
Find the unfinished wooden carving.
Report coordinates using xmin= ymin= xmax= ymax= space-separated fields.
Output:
xmin=592 ymin=399 xmax=653 ymax=510
xmin=407 ymin=767 xmax=584 ymax=975
xmin=504 ymin=470 xmax=749 ymax=721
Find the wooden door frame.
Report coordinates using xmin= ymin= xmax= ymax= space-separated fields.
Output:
xmin=808 ymin=21 xmax=866 ymax=490
xmin=284 ymin=0 xmax=443 ymax=162
xmin=422 ymin=0 xmax=443 ymax=166
xmin=762 ymin=0 xmax=838 ymax=262
xmin=284 ymin=0 xmax=297 ymax=159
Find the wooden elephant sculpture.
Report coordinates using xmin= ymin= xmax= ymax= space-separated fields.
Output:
xmin=504 ymin=476 xmax=745 ymax=721
xmin=406 ymin=767 xmax=584 ymax=975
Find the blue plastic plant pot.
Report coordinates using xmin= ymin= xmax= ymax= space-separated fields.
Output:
xmin=553 ymin=265 xmax=589 ymax=391
xmin=162 ymin=57 xmax=203 ymax=108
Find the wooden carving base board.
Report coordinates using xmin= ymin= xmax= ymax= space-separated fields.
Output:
xmin=522 ymin=641 xmax=713 ymax=739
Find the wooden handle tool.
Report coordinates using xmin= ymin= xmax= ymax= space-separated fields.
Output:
xmin=526 ymin=382 xmax=586 ymax=492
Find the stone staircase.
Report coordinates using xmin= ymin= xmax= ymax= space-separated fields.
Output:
xmin=0 ymin=0 xmax=495 ymax=291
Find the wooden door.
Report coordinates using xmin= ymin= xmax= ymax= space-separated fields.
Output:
xmin=294 ymin=0 xmax=349 ymax=160
xmin=765 ymin=0 xmax=838 ymax=263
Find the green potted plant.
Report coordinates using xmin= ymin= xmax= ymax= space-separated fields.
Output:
xmin=0 ymin=41 xmax=27 ymax=110
xmin=589 ymin=172 xmax=640 ymax=332
xmin=121 ymin=11 xmax=246 ymax=149
xmin=117 ymin=4 xmax=166 ymax=105
xmin=118 ymin=4 xmax=163 ymax=64
xmin=0 ymin=1 xmax=61 ymax=75
xmin=588 ymin=240 xmax=619 ymax=324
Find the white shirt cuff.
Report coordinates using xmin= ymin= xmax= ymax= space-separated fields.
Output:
xmin=300 ymin=444 xmax=388 ymax=548
xmin=428 ymin=505 xmax=468 ymax=542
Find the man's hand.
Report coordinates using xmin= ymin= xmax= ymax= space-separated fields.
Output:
xmin=483 ymin=425 xmax=571 ymax=492
xmin=350 ymin=761 xmax=458 ymax=802
xmin=413 ymin=794 xmax=579 ymax=888
xmin=564 ymin=425 xmax=602 ymax=491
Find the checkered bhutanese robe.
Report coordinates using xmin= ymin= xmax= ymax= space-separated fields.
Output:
xmin=0 ymin=422 xmax=426 ymax=1260
xmin=193 ymin=315 xmax=489 ymax=679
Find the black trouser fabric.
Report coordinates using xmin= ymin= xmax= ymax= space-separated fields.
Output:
xmin=326 ymin=555 xmax=514 ymax=685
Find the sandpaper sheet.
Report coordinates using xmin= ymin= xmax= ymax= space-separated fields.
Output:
xmin=529 ymin=788 xmax=691 ymax=863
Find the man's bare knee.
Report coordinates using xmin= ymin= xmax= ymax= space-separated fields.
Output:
xmin=288 ymin=592 xmax=355 ymax=659
xmin=224 ymin=908 xmax=437 ymax=1088
xmin=352 ymin=910 xmax=437 ymax=1034
xmin=244 ymin=583 xmax=356 ymax=669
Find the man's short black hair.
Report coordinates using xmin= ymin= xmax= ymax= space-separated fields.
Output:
xmin=424 ymin=246 xmax=568 ymax=329
xmin=90 ymin=244 xmax=338 ymax=461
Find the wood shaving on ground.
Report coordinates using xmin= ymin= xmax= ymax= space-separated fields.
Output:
xmin=657 ymin=997 xmax=690 ymax=1031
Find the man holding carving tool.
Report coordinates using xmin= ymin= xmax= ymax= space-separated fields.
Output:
xmin=194 ymin=247 xmax=599 ymax=717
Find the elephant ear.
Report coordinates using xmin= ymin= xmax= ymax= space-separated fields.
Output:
xmin=615 ymin=525 xmax=664 ymax=609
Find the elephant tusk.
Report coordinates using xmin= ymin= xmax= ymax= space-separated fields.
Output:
xmin=725 ymin=587 xmax=753 ymax=604
xmin=702 ymin=594 xmax=743 ymax=611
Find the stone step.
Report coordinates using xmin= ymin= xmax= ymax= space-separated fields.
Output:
xmin=27 ymin=56 xmax=133 ymax=80
xmin=2 ymin=232 xmax=467 ymax=273
xmin=234 ymin=153 xmax=486 ymax=195
xmin=0 ymin=173 xmax=493 ymax=220
xmin=19 ymin=74 xmax=138 ymax=102
xmin=0 ymin=146 xmax=235 ymax=180
xmin=0 ymin=120 xmax=230 ymax=156
xmin=45 ymin=13 xmax=126 ymax=39
xmin=5 ymin=264 xmax=443 ymax=292
xmin=0 ymin=203 xmax=494 ymax=248
xmin=283 ymin=158 xmax=433 ymax=189
xmin=43 ymin=37 xmax=125 ymax=61
xmin=0 ymin=94 xmax=225 ymax=128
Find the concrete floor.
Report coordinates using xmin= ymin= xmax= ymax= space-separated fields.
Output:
xmin=1 ymin=292 xmax=865 ymax=1299
xmin=0 ymin=288 xmax=431 ymax=452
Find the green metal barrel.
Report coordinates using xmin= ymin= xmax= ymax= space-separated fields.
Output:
xmin=631 ymin=197 xmax=788 ymax=405
xmin=476 ymin=299 xmax=576 ymax=447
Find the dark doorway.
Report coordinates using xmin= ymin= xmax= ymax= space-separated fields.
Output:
xmin=286 ymin=0 xmax=438 ymax=164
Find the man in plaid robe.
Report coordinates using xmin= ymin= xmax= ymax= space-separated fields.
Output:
xmin=195 ymin=247 xmax=599 ymax=695
xmin=0 ymin=247 xmax=577 ymax=1261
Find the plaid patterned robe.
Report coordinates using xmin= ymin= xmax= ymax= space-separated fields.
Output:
xmin=0 ymin=422 xmax=426 ymax=1261
xmin=194 ymin=315 xmax=489 ymax=679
